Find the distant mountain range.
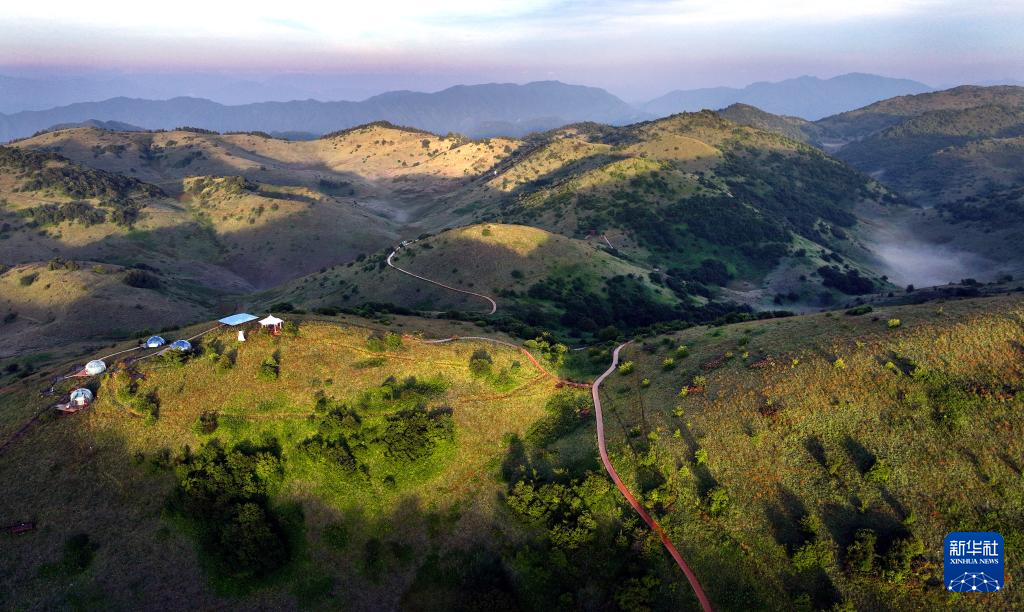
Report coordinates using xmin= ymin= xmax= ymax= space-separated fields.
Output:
xmin=0 ymin=81 xmax=645 ymax=142
xmin=643 ymin=73 xmax=932 ymax=120
xmin=2 ymin=73 xmax=1004 ymax=143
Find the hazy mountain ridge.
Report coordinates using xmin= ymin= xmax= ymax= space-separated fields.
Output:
xmin=644 ymin=73 xmax=932 ymax=120
xmin=0 ymin=81 xmax=646 ymax=142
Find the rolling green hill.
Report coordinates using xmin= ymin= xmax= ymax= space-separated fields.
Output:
xmin=714 ymin=86 xmax=1024 ymax=285
xmin=273 ymin=223 xmax=695 ymax=338
xmin=1 ymin=290 xmax=1021 ymax=610
xmin=8 ymin=115 xmax=913 ymax=345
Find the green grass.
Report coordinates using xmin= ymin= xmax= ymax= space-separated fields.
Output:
xmin=596 ymin=293 xmax=1024 ymax=609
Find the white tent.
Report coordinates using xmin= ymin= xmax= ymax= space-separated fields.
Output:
xmin=85 ymin=360 xmax=107 ymax=376
xmin=259 ymin=315 xmax=284 ymax=335
xmin=69 ymin=388 xmax=94 ymax=406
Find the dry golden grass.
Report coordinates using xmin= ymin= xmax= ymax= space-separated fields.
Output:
xmin=0 ymin=263 xmax=206 ymax=357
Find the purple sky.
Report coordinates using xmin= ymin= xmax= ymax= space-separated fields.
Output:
xmin=2 ymin=1 xmax=1022 ymax=99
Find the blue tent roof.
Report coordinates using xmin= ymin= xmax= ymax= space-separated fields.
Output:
xmin=170 ymin=340 xmax=192 ymax=351
xmin=218 ymin=313 xmax=259 ymax=326
xmin=145 ymin=335 xmax=166 ymax=348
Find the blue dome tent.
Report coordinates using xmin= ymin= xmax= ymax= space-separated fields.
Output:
xmin=170 ymin=340 xmax=192 ymax=352
xmin=145 ymin=335 xmax=166 ymax=348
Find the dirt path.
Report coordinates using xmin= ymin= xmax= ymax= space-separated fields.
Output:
xmin=386 ymin=244 xmax=498 ymax=314
xmin=592 ymin=342 xmax=714 ymax=612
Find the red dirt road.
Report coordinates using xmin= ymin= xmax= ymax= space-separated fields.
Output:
xmin=592 ymin=342 xmax=714 ymax=612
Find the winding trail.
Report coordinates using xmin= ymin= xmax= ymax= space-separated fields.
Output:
xmin=593 ymin=342 xmax=714 ymax=612
xmin=386 ymin=244 xmax=498 ymax=314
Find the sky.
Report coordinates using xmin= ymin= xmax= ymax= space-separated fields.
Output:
xmin=2 ymin=0 xmax=1023 ymax=100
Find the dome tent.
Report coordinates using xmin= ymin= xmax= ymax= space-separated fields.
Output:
xmin=69 ymin=388 xmax=94 ymax=406
xmin=170 ymin=340 xmax=192 ymax=352
xmin=145 ymin=336 xmax=166 ymax=348
xmin=85 ymin=360 xmax=107 ymax=376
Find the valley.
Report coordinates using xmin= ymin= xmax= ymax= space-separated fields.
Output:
xmin=2 ymin=82 xmax=1024 ymax=612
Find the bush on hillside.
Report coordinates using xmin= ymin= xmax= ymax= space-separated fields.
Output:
xmin=169 ymin=440 xmax=289 ymax=582
xmin=257 ymin=355 xmax=280 ymax=381
xmin=123 ymin=269 xmax=161 ymax=290
xmin=468 ymin=348 xmax=493 ymax=376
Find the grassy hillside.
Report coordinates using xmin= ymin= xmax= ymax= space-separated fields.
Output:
xmin=716 ymin=103 xmax=826 ymax=147
xmin=0 ymin=315 xmax=691 ymax=610
xmin=2 ymin=291 xmax=1021 ymax=610
xmin=274 ymin=223 xmax=696 ymax=338
xmin=595 ymin=292 xmax=1024 ymax=610
xmin=836 ymin=105 xmax=1024 ymax=203
xmin=3 ymin=115 xmax=924 ymax=354
xmin=0 ymin=261 xmax=209 ymax=358
xmin=450 ymin=113 xmax=901 ymax=309
xmin=816 ymin=85 xmax=1024 ymax=140
xmin=21 ymin=116 xmax=908 ymax=312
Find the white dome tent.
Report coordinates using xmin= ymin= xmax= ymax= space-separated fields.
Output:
xmin=85 ymin=360 xmax=107 ymax=376
xmin=56 ymin=388 xmax=94 ymax=413
xmin=69 ymin=388 xmax=93 ymax=406
xmin=145 ymin=336 xmax=166 ymax=348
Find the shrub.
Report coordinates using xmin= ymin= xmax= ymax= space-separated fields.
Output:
xmin=169 ymin=441 xmax=288 ymax=581
xmin=792 ymin=540 xmax=833 ymax=572
xmin=661 ymin=357 xmax=675 ymax=370
xmin=833 ymin=358 xmax=846 ymax=370
xmin=367 ymin=331 xmax=403 ymax=352
xmin=194 ymin=411 xmax=219 ymax=434
xmin=524 ymin=335 xmax=567 ymax=366
xmin=323 ymin=523 xmax=349 ymax=551
xmin=887 ymin=318 xmax=902 ymax=328
xmin=283 ymin=321 xmax=300 ymax=336
xmin=844 ymin=305 xmax=873 ymax=316
xmin=692 ymin=374 xmax=707 ymax=386
xmin=123 ymin=269 xmax=161 ymax=289
xmin=707 ymin=486 xmax=730 ymax=516
xmin=675 ymin=345 xmax=689 ymax=358
xmin=864 ymin=459 xmax=892 ymax=484
xmin=468 ymin=348 xmax=493 ymax=377
xmin=352 ymin=357 xmax=386 ymax=369
xmin=617 ymin=361 xmax=634 ymax=375
xmin=215 ymin=353 xmax=234 ymax=372
xmin=380 ymin=406 xmax=454 ymax=462
xmin=257 ymin=355 xmax=280 ymax=380
xmin=526 ymin=390 xmax=589 ymax=447
xmin=883 ymin=537 xmax=924 ymax=583
xmin=694 ymin=448 xmax=709 ymax=465
xmin=19 ymin=272 xmax=38 ymax=286
xmin=846 ymin=529 xmax=878 ymax=575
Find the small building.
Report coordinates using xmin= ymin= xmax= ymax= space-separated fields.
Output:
xmin=218 ymin=313 xmax=259 ymax=327
xmin=259 ymin=315 xmax=284 ymax=335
